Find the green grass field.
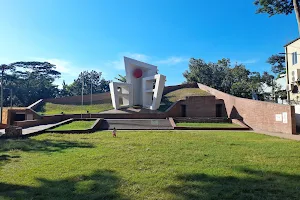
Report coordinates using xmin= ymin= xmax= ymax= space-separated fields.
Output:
xmin=176 ymin=122 xmax=241 ymax=128
xmin=50 ymin=121 xmax=96 ymax=131
xmin=1 ymin=131 xmax=300 ymax=199
xmin=159 ymin=88 xmax=211 ymax=111
xmin=37 ymin=102 xmax=113 ymax=115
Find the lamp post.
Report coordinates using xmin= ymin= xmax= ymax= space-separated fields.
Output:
xmin=90 ymin=74 xmax=93 ymax=106
xmin=3 ymin=88 xmax=13 ymax=108
xmin=81 ymin=77 xmax=84 ymax=119
xmin=0 ymin=65 xmax=6 ymax=124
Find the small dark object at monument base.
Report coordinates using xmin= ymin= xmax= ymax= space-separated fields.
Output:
xmin=112 ymin=127 xmax=117 ymax=137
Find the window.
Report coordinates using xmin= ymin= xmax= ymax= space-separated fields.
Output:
xmin=292 ymin=52 xmax=298 ymax=65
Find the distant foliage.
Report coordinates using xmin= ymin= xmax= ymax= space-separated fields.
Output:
xmin=59 ymin=70 xmax=111 ymax=97
xmin=183 ymin=58 xmax=274 ymax=99
xmin=0 ymin=61 xmax=111 ymax=106
xmin=267 ymin=54 xmax=286 ymax=78
xmin=1 ymin=61 xmax=61 ymax=106
xmin=114 ymin=74 xmax=126 ymax=83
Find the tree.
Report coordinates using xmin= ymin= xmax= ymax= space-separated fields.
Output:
xmin=267 ymin=54 xmax=286 ymax=78
xmin=115 ymin=74 xmax=126 ymax=83
xmin=0 ymin=61 xmax=61 ymax=106
xmin=67 ymin=70 xmax=110 ymax=96
xmin=254 ymin=0 xmax=300 ymax=34
xmin=58 ymin=81 xmax=72 ymax=97
xmin=184 ymin=58 xmax=269 ymax=99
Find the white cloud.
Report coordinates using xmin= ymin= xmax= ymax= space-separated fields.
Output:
xmin=156 ymin=56 xmax=189 ymax=65
xmin=106 ymin=53 xmax=150 ymax=70
xmin=126 ymin=53 xmax=149 ymax=62
xmin=45 ymin=58 xmax=71 ymax=74
xmin=106 ymin=54 xmax=188 ymax=71
xmin=233 ymin=59 xmax=258 ymax=65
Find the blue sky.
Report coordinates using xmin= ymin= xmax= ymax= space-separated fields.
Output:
xmin=0 ymin=0 xmax=298 ymax=87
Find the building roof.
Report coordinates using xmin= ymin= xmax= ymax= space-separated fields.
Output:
xmin=284 ymin=37 xmax=300 ymax=47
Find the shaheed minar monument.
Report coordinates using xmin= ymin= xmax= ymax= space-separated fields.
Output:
xmin=109 ymin=57 xmax=166 ymax=110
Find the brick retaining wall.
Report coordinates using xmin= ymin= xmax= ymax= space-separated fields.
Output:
xmin=44 ymin=93 xmax=111 ymax=105
xmin=198 ymin=83 xmax=296 ymax=134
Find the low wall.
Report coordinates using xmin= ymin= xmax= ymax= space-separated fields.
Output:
xmin=44 ymin=84 xmax=198 ymax=105
xmin=14 ymin=115 xmax=65 ymax=128
xmin=174 ymin=117 xmax=231 ymax=123
xmin=185 ymin=96 xmax=216 ymax=117
xmin=13 ymin=112 xmax=167 ymax=128
xmin=294 ymin=105 xmax=300 ymax=127
xmin=165 ymin=96 xmax=218 ymax=118
xmin=44 ymin=92 xmax=111 ymax=105
xmin=198 ymin=83 xmax=296 ymax=134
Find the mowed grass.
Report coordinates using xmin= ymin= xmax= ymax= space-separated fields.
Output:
xmin=176 ymin=122 xmax=241 ymax=128
xmin=37 ymin=102 xmax=113 ymax=115
xmin=51 ymin=121 xmax=95 ymax=131
xmin=159 ymin=88 xmax=211 ymax=111
xmin=1 ymin=131 xmax=300 ymax=199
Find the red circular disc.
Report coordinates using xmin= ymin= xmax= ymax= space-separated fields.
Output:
xmin=133 ymin=68 xmax=143 ymax=78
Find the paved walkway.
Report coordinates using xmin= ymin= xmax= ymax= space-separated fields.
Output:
xmin=21 ymin=123 xmax=58 ymax=135
xmin=253 ymin=130 xmax=300 ymax=141
xmin=0 ymin=122 xmax=63 ymax=137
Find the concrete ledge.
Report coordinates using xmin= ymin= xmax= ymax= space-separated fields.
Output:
xmin=174 ymin=117 xmax=231 ymax=123
xmin=172 ymin=118 xmax=250 ymax=131
xmin=45 ymin=118 xmax=103 ymax=134
xmin=27 ymin=99 xmax=44 ymax=109
xmin=174 ymin=126 xmax=250 ymax=130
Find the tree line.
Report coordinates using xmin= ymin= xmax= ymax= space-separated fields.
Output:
xmin=183 ymin=56 xmax=286 ymax=101
xmin=0 ymin=62 xmax=110 ymax=107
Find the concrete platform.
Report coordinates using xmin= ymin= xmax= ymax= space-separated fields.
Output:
xmin=101 ymin=119 xmax=173 ymax=130
xmin=99 ymin=107 xmax=163 ymax=114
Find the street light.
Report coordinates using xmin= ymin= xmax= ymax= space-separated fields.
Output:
xmin=81 ymin=77 xmax=84 ymax=119
xmin=0 ymin=65 xmax=7 ymax=124
xmin=3 ymin=88 xmax=13 ymax=108
xmin=90 ymin=74 xmax=93 ymax=106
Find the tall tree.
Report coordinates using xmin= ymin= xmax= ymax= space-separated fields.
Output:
xmin=114 ymin=74 xmax=126 ymax=83
xmin=0 ymin=61 xmax=61 ymax=106
xmin=67 ymin=70 xmax=110 ymax=96
xmin=184 ymin=58 xmax=269 ymax=99
xmin=267 ymin=54 xmax=286 ymax=78
xmin=254 ymin=0 xmax=300 ymax=34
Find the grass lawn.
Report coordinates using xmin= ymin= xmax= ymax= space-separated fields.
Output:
xmin=176 ymin=122 xmax=241 ymax=128
xmin=1 ymin=131 xmax=300 ymax=199
xmin=50 ymin=121 xmax=96 ymax=131
xmin=159 ymin=88 xmax=211 ymax=111
xmin=36 ymin=102 xmax=113 ymax=115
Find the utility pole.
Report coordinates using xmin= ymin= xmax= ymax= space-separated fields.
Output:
xmin=81 ymin=77 xmax=84 ymax=119
xmin=0 ymin=65 xmax=5 ymax=124
xmin=90 ymin=74 xmax=93 ymax=106
xmin=10 ymin=89 xmax=12 ymax=108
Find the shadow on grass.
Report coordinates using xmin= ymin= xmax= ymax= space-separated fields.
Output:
xmin=0 ymin=138 xmax=94 ymax=153
xmin=166 ymin=167 xmax=300 ymax=200
xmin=0 ymin=170 xmax=129 ymax=200
xmin=0 ymin=138 xmax=94 ymax=167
